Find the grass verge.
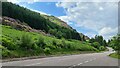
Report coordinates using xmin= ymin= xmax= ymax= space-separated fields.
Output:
xmin=109 ymin=53 xmax=120 ymax=59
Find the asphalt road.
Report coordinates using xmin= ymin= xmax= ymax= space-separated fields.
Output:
xmin=2 ymin=48 xmax=118 ymax=66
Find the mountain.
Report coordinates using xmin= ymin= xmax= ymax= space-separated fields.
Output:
xmin=2 ymin=2 xmax=89 ymax=41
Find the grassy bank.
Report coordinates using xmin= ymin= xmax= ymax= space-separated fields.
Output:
xmin=1 ymin=25 xmax=98 ymax=59
xmin=109 ymin=53 xmax=120 ymax=59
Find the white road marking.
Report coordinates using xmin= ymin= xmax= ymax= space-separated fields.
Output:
xmin=77 ymin=63 xmax=83 ymax=65
xmin=75 ymin=58 xmax=97 ymax=66
xmin=84 ymin=61 xmax=89 ymax=63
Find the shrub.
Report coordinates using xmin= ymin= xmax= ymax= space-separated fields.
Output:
xmin=36 ymin=36 xmax=46 ymax=49
xmin=20 ymin=34 xmax=33 ymax=50
xmin=57 ymin=43 xmax=64 ymax=48
xmin=65 ymin=43 xmax=72 ymax=49
xmin=53 ymin=39 xmax=57 ymax=46
xmin=32 ymin=43 xmax=39 ymax=50
xmin=0 ymin=45 xmax=5 ymax=49
xmin=2 ymin=49 xmax=12 ymax=58
xmin=99 ymin=46 xmax=105 ymax=51
xmin=91 ymin=42 xmax=100 ymax=49
xmin=61 ymin=39 xmax=67 ymax=49
xmin=46 ymin=44 xmax=56 ymax=50
xmin=2 ymin=37 xmax=17 ymax=50
xmin=44 ymin=47 xmax=51 ymax=54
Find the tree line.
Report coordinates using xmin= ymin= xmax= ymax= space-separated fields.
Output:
xmin=108 ymin=34 xmax=120 ymax=52
xmin=89 ymin=35 xmax=107 ymax=51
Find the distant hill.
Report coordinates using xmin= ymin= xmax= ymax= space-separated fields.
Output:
xmin=41 ymin=15 xmax=72 ymax=29
xmin=2 ymin=2 xmax=89 ymax=41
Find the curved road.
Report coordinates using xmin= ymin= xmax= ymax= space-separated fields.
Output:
xmin=2 ymin=48 xmax=118 ymax=66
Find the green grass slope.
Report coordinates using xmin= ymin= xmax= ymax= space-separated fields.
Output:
xmin=109 ymin=53 xmax=120 ymax=59
xmin=1 ymin=25 xmax=98 ymax=59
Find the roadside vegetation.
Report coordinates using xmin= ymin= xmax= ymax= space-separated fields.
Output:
xmin=89 ymin=35 xmax=107 ymax=51
xmin=108 ymin=34 xmax=120 ymax=59
xmin=109 ymin=53 xmax=120 ymax=59
xmin=1 ymin=25 xmax=98 ymax=59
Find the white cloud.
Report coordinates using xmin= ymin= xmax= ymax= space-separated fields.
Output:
xmin=57 ymin=2 xmax=118 ymax=40
xmin=56 ymin=2 xmax=76 ymax=8
xmin=99 ymin=27 xmax=118 ymax=40
xmin=84 ymin=32 xmax=96 ymax=38
xmin=58 ymin=16 xmax=69 ymax=22
xmin=99 ymin=27 xmax=117 ymax=36
xmin=58 ymin=16 xmax=72 ymax=24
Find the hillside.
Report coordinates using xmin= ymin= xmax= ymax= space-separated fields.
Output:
xmin=1 ymin=25 xmax=98 ymax=59
xmin=2 ymin=2 xmax=80 ymax=40
xmin=41 ymin=15 xmax=90 ymax=41
xmin=2 ymin=2 xmax=89 ymax=41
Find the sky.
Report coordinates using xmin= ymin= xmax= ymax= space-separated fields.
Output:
xmin=7 ymin=0 xmax=118 ymax=40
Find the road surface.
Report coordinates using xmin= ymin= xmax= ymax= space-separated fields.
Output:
xmin=2 ymin=48 xmax=118 ymax=67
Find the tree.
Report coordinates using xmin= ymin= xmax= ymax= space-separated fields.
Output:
xmin=90 ymin=35 xmax=107 ymax=46
xmin=56 ymin=31 xmax=63 ymax=39
xmin=92 ymin=42 xmax=100 ymax=49
xmin=89 ymin=38 xmax=95 ymax=43
xmin=89 ymin=35 xmax=107 ymax=50
xmin=103 ymin=40 xmax=107 ymax=46
xmin=109 ymin=34 xmax=120 ymax=51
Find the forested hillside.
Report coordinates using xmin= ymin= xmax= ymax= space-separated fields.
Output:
xmin=2 ymin=2 xmax=83 ymax=40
